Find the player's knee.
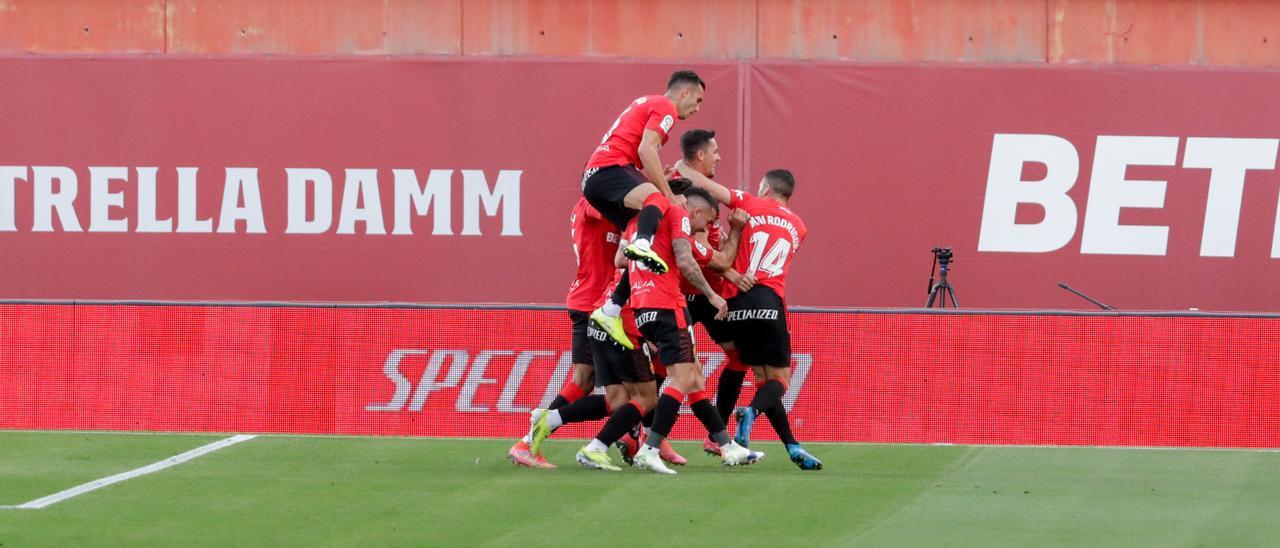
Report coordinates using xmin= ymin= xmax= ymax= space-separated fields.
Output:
xmin=571 ymin=364 xmax=594 ymax=387
xmin=633 ymin=392 xmax=657 ymax=411
xmin=688 ymin=375 xmax=706 ymax=393
xmin=668 ymin=375 xmax=696 ymax=394
xmin=623 ymin=183 xmax=659 ymax=210
xmin=604 ymin=385 xmax=629 ymax=410
xmin=766 ymin=366 xmax=790 ymax=383
xmin=641 ymin=191 xmax=670 ymax=212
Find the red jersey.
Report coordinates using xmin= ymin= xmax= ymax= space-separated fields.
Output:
xmin=625 ymin=206 xmax=691 ymax=311
xmin=729 ymin=190 xmax=807 ymax=300
xmin=681 ymin=222 xmax=731 ymax=298
xmin=586 ymin=95 xmax=678 ymax=171
xmin=566 ymin=198 xmax=621 ymax=311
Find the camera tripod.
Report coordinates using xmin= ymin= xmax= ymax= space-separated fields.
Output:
xmin=926 ymin=247 xmax=958 ymax=308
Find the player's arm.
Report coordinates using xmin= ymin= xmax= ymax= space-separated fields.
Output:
xmin=614 ymin=237 xmax=629 ymax=268
xmin=674 ymin=237 xmax=728 ymax=320
xmin=639 ymin=129 xmax=676 ymax=200
xmin=707 ymin=209 xmax=748 ymax=272
xmin=674 ymin=160 xmax=732 ymax=205
xmin=722 ymin=268 xmax=757 ymax=292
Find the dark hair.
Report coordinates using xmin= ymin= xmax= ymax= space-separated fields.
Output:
xmin=668 ymin=70 xmax=706 ymax=91
xmin=764 ymin=169 xmax=795 ymax=199
xmin=681 ymin=186 xmax=717 ymax=210
xmin=667 ymin=177 xmax=694 ymax=195
xmin=680 ymin=129 xmax=716 ymax=161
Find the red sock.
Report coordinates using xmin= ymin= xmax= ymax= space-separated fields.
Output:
xmin=642 ymin=192 xmax=670 ymax=214
xmin=560 ymin=382 xmax=587 ymax=404
xmin=724 ymin=349 xmax=748 ymax=372
xmin=688 ymin=390 xmax=709 ymax=404
xmin=663 ymin=386 xmax=686 ymax=402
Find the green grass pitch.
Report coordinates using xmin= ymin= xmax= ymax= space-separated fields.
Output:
xmin=2 ymin=431 xmax=1279 ymax=546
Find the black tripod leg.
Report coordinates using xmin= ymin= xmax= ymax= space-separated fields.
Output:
xmin=946 ymin=285 xmax=958 ymax=307
xmin=926 ymin=286 xmax=938 ymax=308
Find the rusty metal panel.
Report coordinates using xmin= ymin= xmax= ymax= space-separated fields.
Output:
xmin=2 ymin=0 xmax=1277 ymax=67
xmin=757 ymin=0 xmax=1047 ymax=62
xmin=462 ymin=0 xmax=756 ymax=58
xmin=1050 ymin=0 xmax=1198 ymax=64
xmin=1197 ymin=1 xmax=1280 ymax=67
xmin=1050 ymin=0 xmax=1280 ymax=67
xmin=166 ymin=0 xmax=460 ymax=54
xmin=0 ymin=0 xmax=164 ymax=53
xmin=461 ymin=0 xmax=589 ymax=56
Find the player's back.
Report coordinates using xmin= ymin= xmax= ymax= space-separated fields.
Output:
xmin=586 ymin=95 xmax=677 ymax=171
xmin=566 ymin=197 xmax=620 ymax=311
xmin=624 ymin=206 xmax=690 ymax=310
xmin=729 ymin=190 xmax=807 ymax=300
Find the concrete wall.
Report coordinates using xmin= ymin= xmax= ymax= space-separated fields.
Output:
xmin=1 ymin=0 xmax=1277 ymax=67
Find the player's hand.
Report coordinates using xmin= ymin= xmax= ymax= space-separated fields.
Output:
xmin=664 ymin=163 xmax=680 ymax=179
xmin=727 ymin=208 xmax=749 ymax=230
xmin=735 ymin=274 xmax=757 ymax=292
xmin=667 ymin=193 xmax=687 ymax=209
xmin=710 ymin=294 xmax=729 ymax=321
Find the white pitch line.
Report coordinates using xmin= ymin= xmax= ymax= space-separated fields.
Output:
xmin=0 ymin=434 xmax=256 ymax=510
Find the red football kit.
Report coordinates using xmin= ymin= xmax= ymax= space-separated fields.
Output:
xmin=566 ymin=197 xmax=621 ymax=312
xmin=680 ymin=219 xmax=731 ymax=298
xmin=728 ymin=190 xmax=807 ymax=300
xmin=586 ymin=95 xmax=679 ymax=171
xmin=624 ymin=206 xmax=692 ymax=312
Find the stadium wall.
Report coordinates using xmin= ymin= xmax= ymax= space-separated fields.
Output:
xmin=3 ymin=56 xmax=1280 ymax=310
xmin=2 ymin=302 xmax=1277 ymax=448
xmin=1 ymin=0 xmax=1279 ymax=67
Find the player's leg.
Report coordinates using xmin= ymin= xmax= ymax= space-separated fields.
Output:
xmin=527 ymin=322 xmax=621 ymax=460
xmin=704 ymin=343 xmax=747 ymax=456
xmin=510 ymin=311 xmax=596 ymax=468
xmin=728 ymin=286 xmax=785 ymax=447
xmin=633 ymin=310 xmax=757 ymax=473
xmin=576 ymin=344 xmax=656 ymax=471
xmin=527 ymin=393 xmax=609 ymax=457
xmin=572 ymin=384 xmax=628 ymax=471
xmin=689 ymin=294 xmax=747 ymax=456
xmin=583 ymin=166 xmax=667 ymax=272
xmin=550 ymin=311 xmax=596 ymax=409
xmin=714 ymin=345 xmax=748 ymax=422
xmin=628 ymin=348 xmax=685 ymax=464
xmin=741 ymin=364 xmax=819 ymax=470
xmin=620 ymin=183 xmax=670 ymax=273
xmin=731 ymin=295 xmax=822 ymax=470
xmin=591 ymin=275 xmax=634 ymax=349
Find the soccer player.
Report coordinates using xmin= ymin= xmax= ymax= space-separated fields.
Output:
xmin=509 ymin=198 xmax=615 ymax=468
xmin=526 ymin=269 xmax=659 ymax=471
xmin=583 ymin=71 xmax=705 ymax=349
xmin=526 ymin=256 xmax=687 ymax=470
xmin=676 ymin=165 xmax=824 ymax=471
xmin=623 ymin=183 xmax=759 ymax=474
xmin=671 ymin=129 xmax=755 ymax=457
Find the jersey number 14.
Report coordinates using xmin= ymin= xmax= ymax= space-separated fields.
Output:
xmin=746 ymin=232 xmax=791 ymax=277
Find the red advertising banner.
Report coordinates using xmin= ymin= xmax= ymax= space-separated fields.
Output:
xmin=2 ymin=304 xmax=1277 ymax=448
xmin=748 ymin=62 xmax=1280 ymax=311
xmin=0 ymin=56 xmax=742 ymax=305
xmin=4 ymin=57 xmax=1280 ymax=310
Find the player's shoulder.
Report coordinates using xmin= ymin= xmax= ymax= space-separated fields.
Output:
xmin=644 ymin=94 xmax=676 ymax=113
xmin=780 ymin=205 xmax=807 ymax=237
xmin=666 ymin=205 xmax=693 ymax=236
